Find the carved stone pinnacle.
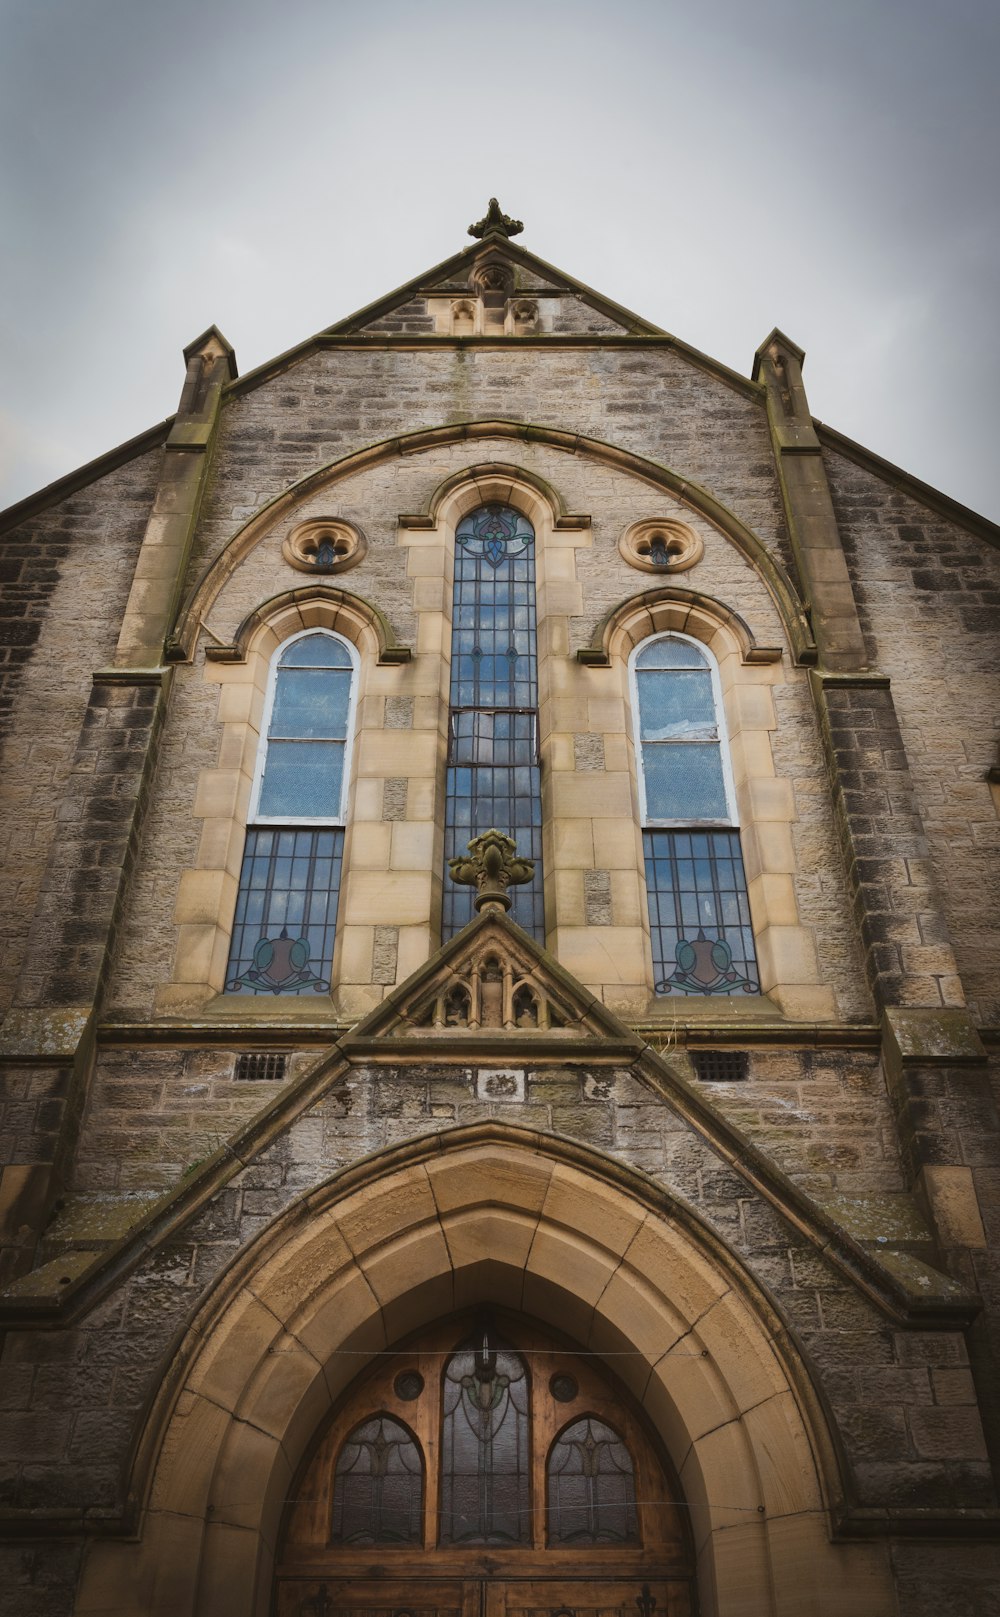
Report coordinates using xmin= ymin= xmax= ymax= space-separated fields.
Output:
xmin=447 ymin=829 xmax=535 ymax=914
xmin=468 ymin=198 xmax=524 ymax=241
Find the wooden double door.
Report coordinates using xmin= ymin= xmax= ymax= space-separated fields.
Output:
xmin=274 ymin=1316 xmax=695 ymax=1617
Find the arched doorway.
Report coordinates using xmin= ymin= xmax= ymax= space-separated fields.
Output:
xmin=275 ymin=1313 xmax=696 ymax=1617
xmin=78 ymin=1129 xmax=898 ymax=1617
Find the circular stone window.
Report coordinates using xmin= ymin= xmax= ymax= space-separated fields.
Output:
xmin=619 ymin=518 xmax=703 ymax=574
xmin=282 ymin=518 xmax=367 ymax=575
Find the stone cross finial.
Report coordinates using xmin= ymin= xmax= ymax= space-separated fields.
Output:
xmin=448 ymin=829 xmax=535 ymax=914
xmin=468 ymin=198 xmax=524 ymax=240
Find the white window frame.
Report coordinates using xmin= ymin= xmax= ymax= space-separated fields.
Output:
xmin=627 ymin=631 xmax=739 ymax=829
xmin=247 ymin=627 xmax=359 ymax=827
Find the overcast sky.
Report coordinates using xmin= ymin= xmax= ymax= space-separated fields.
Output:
xmin=2 ymin=0 xmax=998 ymax=521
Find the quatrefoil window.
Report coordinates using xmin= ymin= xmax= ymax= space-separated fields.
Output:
xmin=619 ymin=518 xmax=703 ymax=574
xmin=283 ymin=519 xmax=367 ymax=575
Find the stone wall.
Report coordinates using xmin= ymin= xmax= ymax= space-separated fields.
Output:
xmin=0 ymin=453 xmax=161 ymax=1017
xmin=1 ymin=1059 xmax=992 ymax=1587
xmin=826 ymin=449 xmax=1000 ymax=1024
xmin=105 ymin=435 xmax=864 ymax=1022
xmin=189 ymin=346 xmax=792 ymax=582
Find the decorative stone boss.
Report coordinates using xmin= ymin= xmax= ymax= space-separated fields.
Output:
xmin=448 ymin=829 xmax=535 ymax=916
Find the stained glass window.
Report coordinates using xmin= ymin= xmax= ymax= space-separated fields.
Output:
xmin=547 ymin=1417 xmax=639 ymax=1545
xmin=225 ymin=630 xmax=355 ymax=996
xmin=443 ymin=505 xmax=544 ymax=939
xmin=331 ymin=1415 xmax=423 ymax=1545
xmin=632 ymin=635 xmax=760 ymax=997
xmin=225 ymin=827 xmax=344 ymax=994
xmin=439 ymin=1332 xmax=531 ymax=1545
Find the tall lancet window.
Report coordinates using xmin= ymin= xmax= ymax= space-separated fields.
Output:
xmin=443 ymin=505 xmax=544 ymax=939
xmin=632 ymin=634 xmax=760 ymax=996
xmin=225 ymin=629 xmax=356 ymax=995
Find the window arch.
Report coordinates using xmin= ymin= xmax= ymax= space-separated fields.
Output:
xmin=225 ymin=628 xmax=357 ymax=995
xmin=630 ymin=633 xmax=759 ymax=996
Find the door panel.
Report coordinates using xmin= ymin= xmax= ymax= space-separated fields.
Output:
xmin=274 ymin=1577 xmax=475 ymax=1617
xmin=275 ymin=1582 xmax=692 ymax=1617
xmin=487 ymin=1580 xmax=691 ymax=1617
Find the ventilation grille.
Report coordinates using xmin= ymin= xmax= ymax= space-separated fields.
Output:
xmin=234 ymin=1053 xmax=287 ymax=1083
xmin=693 ymin=1050 xmax=748 ymax=1083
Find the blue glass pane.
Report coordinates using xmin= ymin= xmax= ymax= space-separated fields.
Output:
xmin=258 ymin=740 xmax=345 ymax=817
xmin=279 ymin=633 xmax=353 ymax=668
xmin=444 ymin=506 xmax=543 ymax=940
xmin=643 ymin=742 xmax=728 ymax=820
xmin=635 ymin=637 xmax=709 ymax=670
xmin=638 ymin=670 xmax=716 ymax=740
xmin=270 ymin=668 xmax=351 ymax=739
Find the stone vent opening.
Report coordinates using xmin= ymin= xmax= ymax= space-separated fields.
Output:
xmin=234 ymin=1052 xmax=288 ymax=1083
xmin=693 ymin=1050 xmax=748 ymax=1083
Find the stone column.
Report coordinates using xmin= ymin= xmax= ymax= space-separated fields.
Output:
xmin=0 ymin=330 xmax=235 ymax=1281
xmin=755 ymin=328 xmax=999 ymax=1471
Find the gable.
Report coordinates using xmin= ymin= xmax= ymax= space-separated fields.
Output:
xmin=325 ymin=237 xmax=658 ymax=340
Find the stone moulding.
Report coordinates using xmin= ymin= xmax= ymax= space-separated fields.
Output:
xmin=200 ymin=585 xmax=411 ymax=666
xmin=167 ymin=420 xmax=815 ymax=665
xmin=577 ymin=585 xmax=784 ymax=667
xmin=398 ymin=459 xmax=591 ymax=533
xmin=2 ymin=1122 xmax=994 ymax=1562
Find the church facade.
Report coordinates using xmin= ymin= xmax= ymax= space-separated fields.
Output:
xmin=1 ymin=202 xmax=998 ymax=1616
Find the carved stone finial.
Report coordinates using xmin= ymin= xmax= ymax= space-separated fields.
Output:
xmin=448 ymin=829 xmax=535 ymax=914
xmin=468 ymin=198 xmax=524 ymax=240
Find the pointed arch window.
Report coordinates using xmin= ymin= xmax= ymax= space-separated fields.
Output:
xmin=443 ymin=504 xmax=544 ymax=940
xmin=631 ymin=634 xmax=759 ymax=996
xmin=225 ymin=629 xmax=357 ymax=995
xmin=547 ymin=1416 xmax=639 ymax=1545
xmin=331 ymin=1414 xmax=423 ymax=1545
xmin=439 ymin=1333 xmax=531 ymax=1545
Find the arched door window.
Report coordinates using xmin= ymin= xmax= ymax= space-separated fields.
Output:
xmin=547 ymin=1417 xmax=639 ymax=1545
xmin=331 ymin=1414 xmax=423 ymax=1545
xmin=225 ymin=629 xmax=357 ymax=995
xmin=276 ymin=1317 xmax=694 ymax=1617
xmin=630 ymin=634 xmax=759 ymax=996
xmin=440 ymin=1333 xmax=531 ymax=1545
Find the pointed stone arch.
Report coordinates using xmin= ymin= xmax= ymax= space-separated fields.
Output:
xmin=77 ymin=1126 xmax=893 ymax=1617
xmin=168 ymin=422 xmax=815 ymax=665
